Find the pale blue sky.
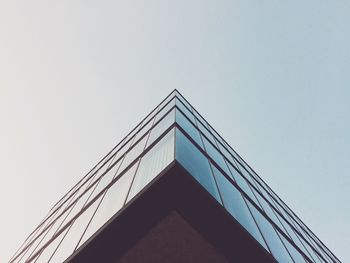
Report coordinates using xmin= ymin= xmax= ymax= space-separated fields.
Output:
xmin=0 ymin=1 xmax=349 ymax=261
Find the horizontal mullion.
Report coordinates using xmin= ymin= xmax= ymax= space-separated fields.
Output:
xmin=175 ymin=124 xmax=317 ymax=263
xmin=23 ymin=119 xmax=178 ymax=263
xmin=174 ymin=93 xmax=333 ymax=261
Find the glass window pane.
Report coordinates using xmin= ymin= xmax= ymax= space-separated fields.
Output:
xmin=279 ymin=234 xmax=307 ymax=263
xmin=132 ymin=119 xmax=153 ymax=147
xmin=57 ymin=184 xmax=96 ymax=231
xmin=147 ymin=108 xmax=175 ymax=147
xmin=212 ymin=168 xmax=269 ymax=252
xmin=227 ymin=162 xmax=260 ymax=206
xmin=175 ymin=109 xmax=203 ymax=148
xmin=202 ymin=136 xmax=231 ymax=176
xmin=107 ymin=142 xmax=130 ymax=168
xmin=217 ymin=142 xmax=237 ymax=167
xmin=78 ymin=163 xmax=137 ymax=248
xmin=123 ymin=119 xmax=144 ymax=145
xmin=26 ymin=201 xmax=80 ymax=261
xmin=175 ymin=130 xmax=221 ymax=202
xmin=247 ymin=202 xmax=294 ymax=263
xmin=225 ymin=142 xmax=243 ymax=167
xmin=207 ymin=125 xmax=225 ymax=146
xmin=85 ymin=157 xmax=123 ymax=204
xmin=250 ymin=187 xmax=287 ymax=235
xmin=174 ymin=91 xmax=192 ymax=112
xmin=118 ymin=135 xmax=148 ymax=172
xmin=197 ymin=120 xmax=216 ymax=144
xmin=49 ymin=198 xmax=101 ymax=263
xmin=142 ymin=105 xmax=158 ymax=129
xmin=155 ymin=97 xmax=175 ymax=123
xmin=158 ymin=91 xmax=175 ymax=112
xmin=192 ymin=109 xmax=209 ymax=133
xmin=175 ymin=97 xmax=196 ymax=123
xmin=127 ymin=128 xmax=175 ymax=202
xmin=34 ymin=227 xmax=70 ymax=263
xmin=281 ymin=213 xmax=323 ymax=262
xmin=16 ymin=225 xmax=52 ymax=263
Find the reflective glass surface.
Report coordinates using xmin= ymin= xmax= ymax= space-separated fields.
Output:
xmin=127 ymin=128 xmax=175 ymax=202
xmin=202 ymin=136 xmax=231 ymax=176
xmin=175 ymin=129 xmax=221 ymax=202
xmin=147 ymin=108 xmax=175 ymax=147
xmin=247 ymin=202 xmax=294 ymax=263
xmin=34 ymin=227 xmax=70 ymax=263
xmin=212 ymin=165 xmax=269 ymax=252
xmin=175 ymin=97 xmax=196 ymax=123
xmin=154 ymin=97 xmax=175 ymax=123
xmin=227 ymin=162 xmax=260 ymax=206
xmin=175 ymin=109 xmax=203 ymax=148
xmin=49 ymin=198 xmax=101 ymax=262
xmin=12 ymin=91 xmax=339 ymax=263
xmin=118 ymin=135 xmax=147 ymax=172
xmin=279 ymin=233 xmax=307 ymax=263
xmin=78 ymin=162 xmax=137 ymax=248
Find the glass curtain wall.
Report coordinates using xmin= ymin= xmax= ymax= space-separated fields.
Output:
xmin=11 ymin=90 xmax=339 ymax=263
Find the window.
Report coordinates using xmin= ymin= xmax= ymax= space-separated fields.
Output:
xmin=175 ymin=109 xmax=203 ymax=148
xmin=247 ymin=202 xmax=294 ymax=263
xmin=212 ymin=166 xmax=269 ymax=252
xmin=127 ymin=129 xmax=175 ymax=202
xmin=175 ymin=130 xmax=221 ymax=202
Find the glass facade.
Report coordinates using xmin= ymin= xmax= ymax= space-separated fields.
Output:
xmin=10 ymin=90 xmax=339 ymax=263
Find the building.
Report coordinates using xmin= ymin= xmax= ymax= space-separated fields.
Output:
xmin=10 ymin=90 xmax=339 ymax=263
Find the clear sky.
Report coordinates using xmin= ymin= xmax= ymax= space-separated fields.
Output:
xmin=1 ymin=1 xmax=349 ymax=262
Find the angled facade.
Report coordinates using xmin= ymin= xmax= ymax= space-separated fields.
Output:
xmin=10 ymin=90 xmax=339 ymax=263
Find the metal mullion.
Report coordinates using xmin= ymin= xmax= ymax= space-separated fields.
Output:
xmin=274 ymin=200 xmax=328 ymax=262
xmin=24 ymin=91 xmax=176 ymax=255
xmin=67 ymin=162 xmax=123 ymax=253
xmin=28 ymin=221 xmax=73 ymax=263
xmin=256 ymin=191 xmax=316 ymax=262
xmin=192 ymin=117 xmax=223 ymax=203
xmin=176 ymin=124 xmax=317 ymax=262
xmin=42 ymin=131 xmax=140 ymax=239
xmin=122 ymin=115 xmax=158 ymax=208
xmin=280 ymin=202 xmax=336 ymax=261
xmin=26 ymin=180 xmax=96 ymax=262
xmin=31 ymin=156 xmax=117 ymax=247
xmin=73 ymin=152 xmax=128 ymax=252
xmin=243 ymin=196 xmax=297 ymax=263
xmin=21 ymin=175 xmax=95 ymax=260
xmin=281 ymin=211 xmax=325 ymax=262
xmin=267 ymin=193 xmax=325 ymax=262
xmin=240 ymin=190 xmax=307 ymax=262
xmin=191 ymin=115 xmax=224 ymax=206
xmin=47 ymin=135 xmax=129 ymax=217
xmin=11 ymin=195 xmax=76 ymax=263
xmin=175 ymin=93 xmax=259 ymax=186
xmin=225 ymin=146 xmax=328 ymax=259
xmin=127 ymin=96 xmax=175 ymax=151
xmin=76 ymin=123 xmax=177 ymax=225
xmin=10 ymin=212 xmax=52 ymax=262
xmin=174 ymin=102 xmax=333 ymax=262
xmin=44 ymin=221 xmax=74 ymax=263
xmin=72 ymin=108 xmax=177 ymax=218
xmin=38 ymin=149 xmax=121 ymax=231
xmin=229 ymin=156 xmax=328 ymax=260
xmin=184 ymin=107 xmax=267 ymax=206
xmin=24 ymin=197 xmax=80 ymax=262
xmin=27 ymin=176 xmax=108 ymax=263
xmin=173 ymin=90 xmax=324 ymax=257
xmin=176 ymin=124 xmax=257 ymax=208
